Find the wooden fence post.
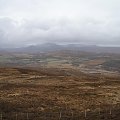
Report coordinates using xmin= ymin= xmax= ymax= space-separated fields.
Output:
xmin=98 ymin=104 xmax=101 ymax=115
xmin=71 ymin=111 xmax=73 ymax=118
xmin=27 ymin=113 xmax=29 ymax=120
xmin=16 ymin=113 xmax=18 ymax=120
xmin=59 ymin=111 xmax=61 ymax=120
xmin=84 ymin=110 xmax=87 ymax=118
xmin=0 ymin=113 xmax=2 ymax=120
xmin=109 ymin=108 xmax=112 ymax=115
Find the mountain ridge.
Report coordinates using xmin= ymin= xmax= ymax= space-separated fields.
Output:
xmin=0 ymin=43 xmax=120 ymax=54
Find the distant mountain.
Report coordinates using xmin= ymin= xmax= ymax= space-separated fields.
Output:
xmin=77 ymin=46 xmax=120 ymax=54
xmin=5 ymin=43 xmax=64 ymax=53
xmin=0 ymin=43 xmax=120 ymax=54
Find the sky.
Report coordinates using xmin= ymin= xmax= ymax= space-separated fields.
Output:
xmin=0 ymin=0 xmax=120 ymax=47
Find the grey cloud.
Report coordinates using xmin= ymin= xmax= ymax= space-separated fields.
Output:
xmin=0 ymin=17 xmax=120 ymax=47
xmin=0 ymin=0 xmax=120 ymax=47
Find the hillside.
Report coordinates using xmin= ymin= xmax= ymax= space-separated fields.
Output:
xmin=0 ymin=67 xmax=120 ymax=119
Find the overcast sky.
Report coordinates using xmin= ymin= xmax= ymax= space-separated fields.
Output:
xmin=0 ymin=0 xmax=120 ymax=47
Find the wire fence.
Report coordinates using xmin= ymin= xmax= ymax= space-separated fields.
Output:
xmin=0 ymin=107 xmax=120 ymax=120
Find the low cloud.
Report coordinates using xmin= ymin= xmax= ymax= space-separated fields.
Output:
xmin=0 ymin=0 xmax=120 ymax=47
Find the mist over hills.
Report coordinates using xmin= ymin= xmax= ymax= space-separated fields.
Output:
xmin=0 ymin=43 xmax=120 ymax=54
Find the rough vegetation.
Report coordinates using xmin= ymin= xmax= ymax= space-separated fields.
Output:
xmin=0 ymin=51 xmax=120 ymax=119
xmin=0 ymin=67 xmax=120 ymax=120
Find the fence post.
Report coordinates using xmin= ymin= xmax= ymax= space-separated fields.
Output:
xmin=0 ymin=113 xmax=2 ymax=120
xmin=59 ymin=111 xmax=61 ymax=120
xmin=109 ymin=108 xmax=112 ymax=115
xmin=99 ymin=107 xmax=101 ymax=115
xmin=98 ymin=102 xmax=101 ymax=115
xmin=16 ymin=113 xmax=17 ymax=120
xmin=27 ymin=113 xmax=29 ymax=120
xmin=84 ymin=110 xmax=87 ymax=118
xmin=71 ymin=111 xmax=73 ymax=118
